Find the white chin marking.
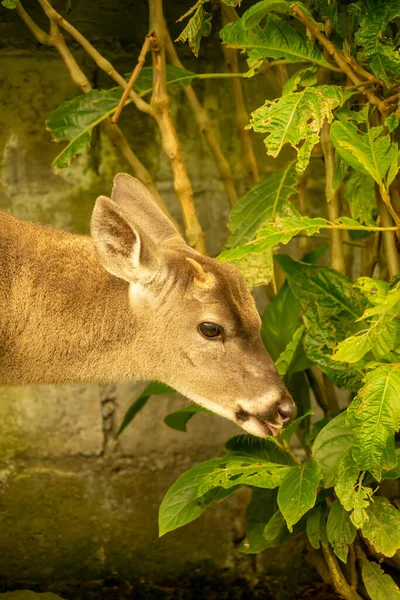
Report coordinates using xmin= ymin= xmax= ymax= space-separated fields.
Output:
xmin=240 ymin=417 xmax=278 ymax=438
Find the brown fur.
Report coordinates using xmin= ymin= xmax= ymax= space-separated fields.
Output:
xmin=0 ymin=174 xmax=296 ymax=436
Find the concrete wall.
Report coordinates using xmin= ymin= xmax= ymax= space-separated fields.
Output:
xmin=0 ymin=0 xmax=306 ymax=591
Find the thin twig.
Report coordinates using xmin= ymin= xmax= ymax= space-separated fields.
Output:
xmin=344 ymin=78 xmax=380 ymax=91
xmin=112 ymin=36 xmax=152 ymax=124
xmin=164 ymin=24 xmax=238 ymax=207
xmin=18 ymin=0 xmax=176 ymax=225
xmin=378 ymin=195 xmax=400 ymax=277
xmin=221 ymin=3 xmax=260 ymax=186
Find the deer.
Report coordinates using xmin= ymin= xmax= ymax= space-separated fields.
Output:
xmin=0 ymin=173 xmax=296 ymax=437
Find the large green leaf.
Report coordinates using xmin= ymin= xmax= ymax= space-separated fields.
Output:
xmin=116 ymin=382 xmax=173 ymax=437
xmin=47 ymin=66 xmax=197 ymax=169
xmin=227 ymin=251 xmax=274 ymax=289
xmin=332 ymin=283 xmax=400 ymax=363
xmin=261 ymin=282 xmax=301 ymax=362
xmin=159 ymin=455 xmax=294 ymax=535
xmin=362 ymin=559 xmax=400 ymax=600
xmin=346 ymin=364 xmax=400 ymax=480
xmin=240 ymin=488 xmax=278 ymax=554
xmin=263 ymin=508 xmax=306 ymax=545
xmin=176 ymin=5 xmax=212 ymax=57
xmin=220 ymin=14 xmax=333 ymax=74
xmin=306 ymin=502 xmax=328 ymax=550
xmin=249 ymin=86 xmax=351 ymax=173
xmin=334 ymin=450 xmax=373 ymax=528
xmin=225 ymin=435 xmax=294 ymax=465
xmin=361 ymin=496 xmax=400 ymax=557
xmin=277 ymin=458 xmax=322 ymax=532
xmin=164 ymin=404 xmax=211 ymax=432
xmin=312 ymin=412 xmax=355 ymax=488
xmin=326 ymin=499 xmax=357 ymax=563
xmin=275 ymin=326 xmax=309 ymax=378
xmin=240 ymin=0 xmax=291 ymax=29
xmin=330 ymin=120 xmax=398 ymax=190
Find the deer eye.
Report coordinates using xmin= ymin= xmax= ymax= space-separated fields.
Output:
xmin=198 ymin=322 xmax=224 ymax=340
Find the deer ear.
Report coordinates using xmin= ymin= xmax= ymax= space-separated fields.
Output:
xmin=91 ymin=195 xmax=159 ymax=283
xmin=111 ymin=173 xmax=185 ymax=246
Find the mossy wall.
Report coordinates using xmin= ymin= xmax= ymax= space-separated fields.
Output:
xmin=0 ymin=0 xmax=304 ymax=589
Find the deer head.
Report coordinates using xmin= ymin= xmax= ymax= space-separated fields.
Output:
xmin=91 ymin=174 xmax=296 ymax=437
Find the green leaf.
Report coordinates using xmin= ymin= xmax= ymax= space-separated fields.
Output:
xmin=261 ymin=281 xmax=301 ymax=362
xmin=47 ymin=66 xmax=196 ymax=169
xmin=263 ymin=508 xmax=306 ymax=545
xmin=176 ymin=5 xmax=212 ymax=57
xmin=225 ymin=163 xmax=298 ymax=248
xmin=275 ymin=326 xmax=308 ymax=378
xmin=1 ymin=0 xmax=17 ymax=7
xmin=312 ymin=412 xmax=355 ymax=488
xmin=332 ymin=284 xmax=400 ymax=363
xmin=282 ymin=66 xmax=318 ymax=96
xmin=382 ymin=448 xmax=400 ymax=479
xmin=326 ymin=499 xmax=357 ymax=563
xmin=385 ymin=114 xmax=399 ymax=134
xmin=163 ymin=405 xmax=212 ymax=432
xmin=346 ymin=364 xmax=400 ymax=480
xmin=361 ymin=496 xmax=400 ymax=557
xmin=355 ymin=1 xmax=400 ymax=85
xmin=227 ymin=250 xmax=274 ymax=289
xmin=345 ymin=171 xmax=376 ymax=227
xmin=220 ymin=15 xmax=333 ymax=75
xmin=159 ymin=455 xmax=294 ymax=535
xmin=249 ymin=86 xmax=351 ymax=173
xmin=117 ymin=382 xmax=173 ymax=437
xmin=354 ymin=277 xmax=389 ymax=306
xmin=306 ymin=502 xmax=328 ymax=550
xmin=280 ymin=409 xmax=313 ymax=443
xmin=275 ymin=255 xmax=366 ymax=390
xmin=362 ymin=559 xmax=400 ymax=600
xmin=225 ymin=435 xmax=294 ymax=465
xmin=334 ymin=450 xmax=373 ymax=528
xmin=240 ymin=488 xmax=278 ymax=554
xmin=240 ymin=0 xmax=291 ymax=30
xmin=277 ymin=459 xmax=322 ymax=532
xmin=331 ymin=120 xmax=398 ymax=187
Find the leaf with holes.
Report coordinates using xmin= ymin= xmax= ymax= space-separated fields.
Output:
xmin=334 ymin=450 xmax=373 ymax=528
xmin=326 ymin=499 xmax=357 ymax=563
xmin=249 ymin=86 xmax=351 ymax=172
xmin=361 ymin=496 xmax=400 ymax=557
xmin=362 ymin=559 xmax=400 ymax=600
xmin=277 ymin=459 xmax=322 ymax=532
xmin=176 ymin=5 xmax=212 ymax=57
xmin=347 ymin=364 xmax=400 ymax=480
xmin=159 ymin=455 xmax=294 ymax=535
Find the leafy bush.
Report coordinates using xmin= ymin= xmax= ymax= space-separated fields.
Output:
xmin=4 ymin=0 xmax=400 ymax=597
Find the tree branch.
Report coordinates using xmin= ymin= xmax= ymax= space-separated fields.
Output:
xmin=164 ymin=24 xmax=238 ymax=207
xmin=221 ymin=3 xmax=260 ymax=186
xmin=322 ymin=546 xmax=363 ymax=600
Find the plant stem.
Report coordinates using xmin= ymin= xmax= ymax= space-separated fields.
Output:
xmin=112 ymin=36 xmax=152 ymax=124
xmin=221 ymin=3 xmax=260 ymax=186
xmin=17 ymin=1 xmax=175 ymax=223
xmin=149 ymin=0 xmax=206 ymax=253
xmin=321 ymin=120 xmax=346 ymax=274
xmin=322 ymin=546 xmax=363 ymax=600
xmin=378 ymin=196 xmax=400 ymax=277
xmin=164 ymin=25 xmax=238 ymax=207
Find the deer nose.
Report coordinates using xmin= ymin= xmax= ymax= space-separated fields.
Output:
xmin=277 ymin=398 xmax=297 ymax=425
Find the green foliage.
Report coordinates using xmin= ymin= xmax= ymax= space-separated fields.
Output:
xmin=362 ymin=559 xmax=400 ymax=600
xmin=1 ymin=0 xmax=17 ymax=7
xmin=163 ymin=405 xmax=211 ymax=432
xmin=116 ymin=382 xmax=173 ymax=437
xmin=361 ymin=497 xmax=400 ymax=557
xmin=176 ymin=6 xmax=212 ymax=57
xmin=326 ymin=498 xmax=357 ymax=563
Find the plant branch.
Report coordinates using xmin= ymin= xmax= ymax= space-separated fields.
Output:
xmin=18 ymin=0 xmax=175 ymax=225
xmin=36 ymin=0 xmax=155 ymax=117
xmin=112 ymin=35 xmax=152 ymax=124
xmin=221 ymin=3 xmax=260 ymax=186
xmin=378 ymin=195 xmax=400 ymax=277
xmin=164 ymin=25 xmax=238 ymax=207
xmin=322 ymin=546 xmax=363 ymax=600
xmin=149 ymin=0 xmax=206 ymax=253
xmin=291 ymin=3 xmax=383 ymax=110
xmin=321 ymin=121 xmax=346 ymax=274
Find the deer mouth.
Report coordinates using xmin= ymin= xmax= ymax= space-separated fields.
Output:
xmin=235 ymin=410 xmax=282 ymax=438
